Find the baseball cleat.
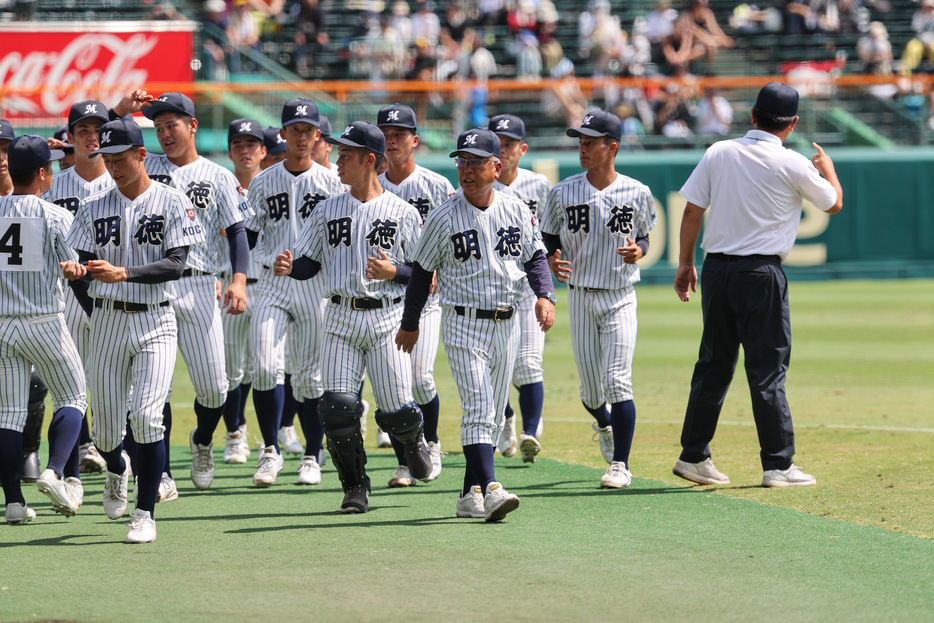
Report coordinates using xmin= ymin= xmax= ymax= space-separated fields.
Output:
xmin=224 ymin=431 xmax=248 ymax=464
xmin=102 ymin=454 xmax=130 ymax=520
xmin=426 ymin=440 xmax=443 ymax=481
xmin=388 ymin=465 xmax=415 ymax=488
xmin=455 ymin=485 xmax=485 ymax=518
xmin=535 ymin=416 xmax=544 ymax=440
xmin=519 ymin=434 xmax=541 ymax=464
xmin=762 ymin=464 xmax=816 ymax=487
xmin=672 ymin=458 xmax=730 ymax=485
xmin=278 ymin=426 xmax=304 ymax=455
xmin=5 ymin=502 xmax=36 ymax=525
xmin=498 ymin=416 xmax=518 ymax=457
xmin=237 ymin=424 xmax=251 ymax=460
xmin=64 ymin=477 xmax=84 ymax=511
xmin=592 ymin=423 xmax=614 ymax=464
xmin=483 ymin=482 xmax=520 ymax=522
xmin=296 ymin=456 xmax=322 ymax=485
xmin=600 ymin=461 xmax=632 ymax=489
xmin=125 ymin=509 xmax=157 ymax=544
xmin=189 ymin=428 xmax=215 ymax=491
xmin=79 ymin=443 xmax=107 ymax=474
xmin=253 ymin=446 xmax=284 ymax=487
xmin=376 ymin=428 xmax=392 ymax=448
xmin=158 ymin=473 xmax=179 ymax=502
xmin=36 ymin=469 xmax=77 ymax=517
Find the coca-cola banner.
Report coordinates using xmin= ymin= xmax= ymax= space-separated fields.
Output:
xmin=0 ymin=22 xmax=195 ymax=120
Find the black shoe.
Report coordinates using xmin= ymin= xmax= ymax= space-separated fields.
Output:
xmin=22 ymin=452 xmax=40 ymax=483
xmin=404 ymin=435 xmax=433 ymax=481
xmin=340 ymin=486 xmax=369 ymax=514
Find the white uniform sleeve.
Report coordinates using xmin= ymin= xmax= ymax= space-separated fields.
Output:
xmin=794 ymin=158 xmax=838 ymax=212
xmin=411 ymin=206 xmax=446 ymax=271
xmin=679 ymin=150 xmax=712 ymax=208
xmin=295 ymin=202 xmax=324 ymax=263
xmin=539 ymin=184 xmax=564 ymax=236
xmin=66 ymin=199 xmax=93 ymax=254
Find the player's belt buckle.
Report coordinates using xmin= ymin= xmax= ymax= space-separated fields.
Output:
xmin=493 ymin=307 xmax=512 ymax=321
xmin=121 ymin=301 xmax=139 ymax=313
xmin=351 ymin=297 xmax=373 ymax=310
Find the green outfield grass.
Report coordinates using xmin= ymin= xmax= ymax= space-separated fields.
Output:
xmin=2 ymin=278 xmax=932 ymax=622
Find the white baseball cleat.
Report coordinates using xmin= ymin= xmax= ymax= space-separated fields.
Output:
xmin=519 ymin=434 xmax=541 ymax=464
xmin=237 ymin=424 xmax=251 ymax=460
xmin=224 ymin=430 xmax=248 ymax=464
xmin=498 ymin=416 xmax=518 ymax=458
xmin=278 ymin=426 xmax=304 ymax=455
xmin=102 ymin=453 xmax=130 ymax=520
xmin=65 ymin=477 xmax=84 ymax=511
xmin=592 ymin=423 xmax=614 ymax=464
xmin=5 ymin=502 xmax=36 ymax=525
xmin=600 ymin=461 xmax=632 ymax=489
xmin=37 ymin=469 xmax=78 ymax=517
xmin=388 ymin=465 xmax=414 ymax=488
xmin=189 ymin=428 xmax=215 ymax=491
xmin=455 ymin=485 xmax=485 ymax=518
xmin=79 ymin=443 xmax=107 ymax=474
xmin=673 ymin=458 xmax=731 ymax=485
xmin=125 ymin=509 xmax=157 ymax=544
xmin=253 ymin=446 xmax=284 ymax=487
xmin=762 ymin=464 xmax=816 ymax=487
xmin=483 ymin=482 xmax=520 ymax=522
xmin=426 ymin=440 xmax=443 ymax=481
xmin=296 ymin=456 xmax=322 ymax=485
xmin=376 ymin=428 xmax=392 ymax=449
xmin=158 ymin=473 xmax=178 ymax=502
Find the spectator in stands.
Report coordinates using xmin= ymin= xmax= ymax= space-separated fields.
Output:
xmin=613 ymin=101 xmax=646 ymax=151
xmin=653 ymin=82 xmax=696 ymax=138
xmin=901 ymin=0 xmax=934 ymax=76
xmin=149 ymin=2 xmax=185 ymax=20
xmin=783 ymin=0 xmax=815 ymax=35
xmin=537 ymin=1 xmax=564 ymax=74
xmin=645 ymin=0 xmax=680 ymax=65
xmin=542 ymin=57 xmax=590 ymax=129
xmin=681 ymin=0 xmax=734 ymax=71
xmin=202 ymin=0 xmax=231 ymax=80
xmin=13 ymin=0 xmax=36 ymax=21
xmin=810 ymin=0 xmax=863 ymax=34
xmin=477 ymin=0 xmax=506 ymax=26
xmin=409 ymin=37 xmax=440 ymax=123
xmin=696 ymin=87 xmax=734 ymax=135
xmin=662 ymin=16 xmax=707 ymax=72
xmin=352 ymin=9 xmax=380 ymax=39
xmin=578 ymin=0 xmax=619 ymax=62
xmin=859 ymin=22 xmax=897 ymax=98
xmin=390 ymin=0 xmax=414 ymax=44
xmin=412 ymin=0 xmax=442 ymax=45
xmin=441 ymin=1 xmax=470 ymax=43
xmin=365 ymin=14 xmax=407 ymax=81
xmin=228 ymin=0 xmax=261 ymax=73
xmin=507 ymin=0 xmax=543 ymax=81
xmin=293 ymin=0 xmax=329 ymax=79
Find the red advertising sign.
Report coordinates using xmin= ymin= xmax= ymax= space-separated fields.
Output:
xmin=0 ymin=22 xmax=195 ymax=120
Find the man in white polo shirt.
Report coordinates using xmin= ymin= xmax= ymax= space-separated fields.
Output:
xmin=672 ymin=82 xmax=843 ymax=488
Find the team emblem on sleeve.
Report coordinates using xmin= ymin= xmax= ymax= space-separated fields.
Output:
xmin=451 ymin=229 xmax=482 ymax=261
xmin=365 ymin=218 xmax=398 ymax=250
xmin=607 ymin=204 xmax=634 ymax=235
xmin=93 ymin=215 xmax=122 ymax=247
xmin=566 ymin=203 xmax=591 ymax=234
xmin=133 ymin=214 xmax=166 ymax=246
xmin=493 ymin=226 xmax=522 ymax=258
xmin=327 ymin=217 xmax=352 ymax=247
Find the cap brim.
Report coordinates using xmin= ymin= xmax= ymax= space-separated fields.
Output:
xmin=377 ymin=122 xmax=417 ymax=129
xmin=282 ymin=118 xmax=319 ymax=127
xmin=326 ymin=136 xmax=384 ymax=155
xmin=142 ymin=102 xmax=191 ymax=120
xmin=49 ymin=149 xmax=66 ymax=161
xmin=89 ymin=144 xmax=138 ymax=157
xmin=566 ymin=127 xmax=607 ymax=138
xmin=493 ymin=130 xmax=524 ymax=140
xmin=228 ymin=131 xmax=264 ymax=142
xmin=69 ymin=112 xmax=110 ymax=127
xmin=449 ymin=148 xmax=497 ymax=158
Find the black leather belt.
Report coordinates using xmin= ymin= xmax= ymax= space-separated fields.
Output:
xmin=218 ymin=272 xmax=258 ymax=285
xmin=453 ymin=306 xmax=514 ymax=321
xmin=246 ymin=278 xmax=258 ymax=284
xmin=330 ymin=295 xmax=401 ymax=310
xmin=706 ymin=252 xmax=781 ymax=265
xmin=182 ymin=268 xmax=213 ymax=277
xmin=94 ymin=299 xmax=170 ymax=313
xmin=568 ymin=284 xmax=607 ymax=292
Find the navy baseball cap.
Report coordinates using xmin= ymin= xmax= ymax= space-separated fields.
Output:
xmin=326 ymin=121 xmax=386 ymax=156
xmin=142 ymin=92 xmax=197 ymax=120
xmin=282 ymin=98 xmax=320 ymax=127
xmin=566 ymin=110 xmax=622 ymax=141
xmin=0 ymin=119 xmax=13 ymax=142
xmin=755 ymin=82 xmax=799 ymax=117
xmin=68 ymin=100 xmax=109 ymax=127
xmin=264 ymin=126 xmax=287 ymax=154
xmin=91 ymin=118 xmax=145 ymax=156
xmin=53 ymin=126 xmax=74 ymax=152
xmin=449 ymin=128 xmax=500 ymax=159
xmin=318 ymin=114 xmax=332 ymax=137
xmin=377 ymin=104 xmax=417 ymax=129
xmin=228 ymin=118 xmax=264 ymax=143
xmin=489 ymin=114 xmax=525 ymax=140
xmin=8 ymin=135 xmax=64 ymax=170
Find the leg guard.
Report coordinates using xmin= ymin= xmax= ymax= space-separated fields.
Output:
xmin=375 ymin=404 xmax=431 ymax=481
xmin=319 ymin=392 xmax=368 ymax=493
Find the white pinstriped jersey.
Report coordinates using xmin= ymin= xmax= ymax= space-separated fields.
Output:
xmin=0 ymin=195 xmax=77 ymax=315
xmin=66 ymin=182 xmax=205 ymax=303
xmin=494 ymin=167 xmax=551 ymax=220
xmin=42 ymin=167 xmax=113 ymax=215
xmin=540 ymin=172 xmax=657 ymax=289
xmin=378 ymin=164 xmax=455 ymax=223
xmin=411 ymin=189 xmax=544 ymax=309
xmin=145 ymin=154 xmax=252 ymax=273
xmin=295 ymin=190 xmax=422 ymax=301
xmin=245 ymin=160 xmax=343 ymax=268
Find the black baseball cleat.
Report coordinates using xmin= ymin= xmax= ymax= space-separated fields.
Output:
xmin=340 ymin=486 xmax=370 ymax=514
xmin=404 ymin=435 xmax=433 ymax=481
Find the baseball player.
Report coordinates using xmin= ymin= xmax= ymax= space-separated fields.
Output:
xmin=376 ymin=103 xmax=454 ymax=486
xmin=276 ymin=121 xmax=431 ymax=514
xmin=63 ymin=117 xmax=204 ymax=542
xmin=43 ymin=100 xmax=114 ymax=477
xmin=262 ymin=126 xmax=288 ymax=169
xmin=0 ymin=119 xmax=13 ymax=197
xmin=1 ymin=136 xmax=87 ymax=524
xmin=539 ymin=110 xmax=658 ymax=489
xmin=219 ymin=118 xmax=268 ymax=464
xmin=51 ymin=126 xmax=76 ymax=171
xmin=244 ymin=99 xmax=342 ymax=487
xmin=396 ymin=129 xmax=556 ymax=522
xmin=488 ymin=113 xmax=553 ymax=463
xmin=112 ymin=91 xmax=252 ymax=497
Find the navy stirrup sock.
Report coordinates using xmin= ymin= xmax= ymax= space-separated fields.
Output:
xmin=136 ymin=441 xmax=165 ymax=516
xmin=298 ymin=398 xmax=324 ymax=457
xmin=518 ymin=382 xmax=544 ymax=436
xmin=253 ymin=385 xmax=285 ymax=450
xmin=0 ymin=429 xmax=26 ymax=504
xmin=584 ymin=402 xmax=611 ymax=429
xmin=418 ymin=395 xmax=440 ymax=444
xmin=462 ymin=443 xmax=496 ymax=494
xmin=46 ymin=406 xmax=82 ymax=474
xmin=193 ymin=402 xmax=225 ymax=446
xmin=222 ymin=386 xmax=242 ymax=433
xmin=610 ymin=400 xmax=636 ymax=464
xmin=162 ymin=402 xmax=173 ymax=477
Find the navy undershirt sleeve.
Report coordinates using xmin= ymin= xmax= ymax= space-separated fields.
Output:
xmin=288 ymin=256 xmax=322 ymax=280
xmin=225 ymin=222 xmax=250 ymax=275
xmin=542 ymin=232 xmax=561 ymax=257
xmin=524 ymin=250 xmax=555 ymax=298
xmin=246 ymin=229 xmax=259 ymax=250
xmin=636 ymin=235 xmax=649 ymax=257
xmin=391 ymin=263 xmax=413 ymax=285
xmin=125 ymin=246 xmax=189 ymax=283
xmin=400 ymin=262 xmax=433 ymax=331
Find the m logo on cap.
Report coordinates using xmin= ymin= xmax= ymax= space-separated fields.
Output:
xmin=387 ymin=110 xmax=400 ymax=121
xmin=582 ymin=115 xmax=594 ymax=127
xmin=158 ymin=96 xmax=169 ymax=102
xmin=342 ymin=126 xmax=354 ymax=136
xmin=239 ymin=122 xmax=253 ymax=132
xmin=295 ymin=105 xmax=309 ymax=117
xmin=101 ymin=131 xmax=112 ymax=144
xmin=85 ymin=103 xmax=99 ymax=114
xmin=464 ymin=134 xmax=478 ymax=145
xmin=496 ymin=119 xmax=510 ymax=130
